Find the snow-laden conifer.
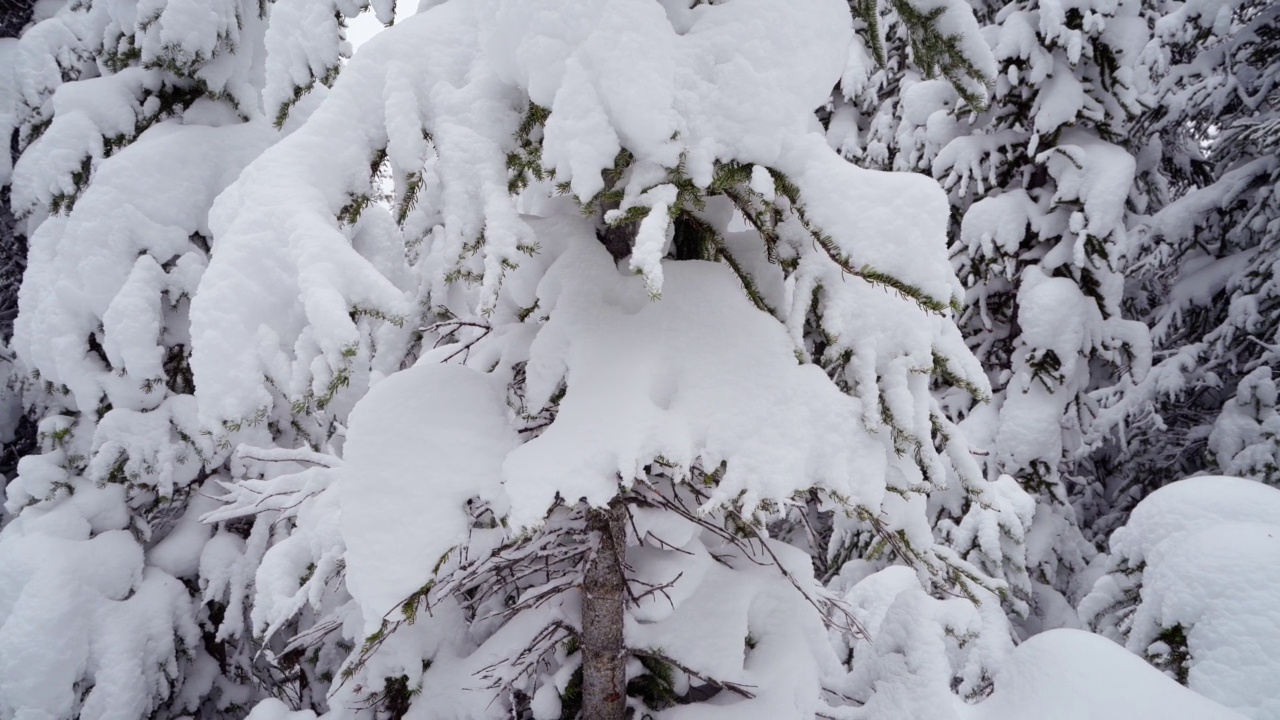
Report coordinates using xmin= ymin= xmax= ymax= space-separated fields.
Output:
xmin=196 ymin=1 xmax=1034 ymax=716
xmin=0 ymin=0 xmax=388 ymax=716
xmin=841 ymin=0 xmax=1157 ymax=629
xmin=825 ymin=0 xmax=995 ymax=169
xmin=1094 ymin=0 xmax=1280 ymax=507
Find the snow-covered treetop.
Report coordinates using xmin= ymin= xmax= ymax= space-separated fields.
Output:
xmin=193 ymin=0 xmax=988 ymax=502
xmin=193 ymin=2 xmax=1016 ymax=712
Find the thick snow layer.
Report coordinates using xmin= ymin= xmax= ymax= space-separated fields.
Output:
xmin=9 ymin=0 xmax=270 ymax=217
xmin=1208 ymin=368 xmax=1280 ymax=482
xmin=195 ymin=0 xmax=969 ymax=438
xmin=1100 ymin=476 xmax=1280 ymax=566
xmin=1128 ymin=522 xmax=1280 ymax=717
xmin=630 ymin=538 xmax=846 ymax=720
xmin=0 ymin=500 xmax=197 ymax=720
xmin=1041 ymin=130 xmax=1136 ymax=245
xmin=964 ymin=630 xmax=1245 ymax=720
xmin=1081 ymin=476 xmax=1280 ymax=718
xmin=342 ymin=363 xmax=518 ymax=627
xmin=263 ymin=0 xmax=349 ymax=123
xmin=994 ymin=268 xmax=1099 ymax=485
xmin=960 ymin=190 xmax=1035 ymax=259
xmin=779 ymin=133 xmax=963 ymax=307
xmin=14 ymin=121 xmax=271 ymax=416
xmin=246 ymin=698 xmax=318 ymax=720
xmin=479 ymin=0 xmax=852 ymax=186
xmin=832 ymin=574 xmax=1243 ymax=720
xmin=194 ymin=0 xmax=511 ymax=430
xmin=900 ymin=0 xmax=997 ymax=104
xmin=835 ymin=566 xmax=1014 ymax=717
xmin=505 ymin=224 xmax=881 ymax=529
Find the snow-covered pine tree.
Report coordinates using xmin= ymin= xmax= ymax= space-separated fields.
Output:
xmin=854 ymin=0 xmax=1157 ymax=629
xmin=1092 ymin=0 xmax=1280 ymax=505
xmin=0 ymin=3 xmax=273 ymax=716
xmin=821 ymin=0 xmax=1052 ymax=634
xmin=197 ymin=0 xmax=1032 ymax=717
xmin=0 ymin=1 xmax=392 ymax=717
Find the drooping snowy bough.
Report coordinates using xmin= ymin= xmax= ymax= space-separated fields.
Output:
xmin=831 ymin=0 xmax=1158 ymax=631
xmin=195 ymin=0 xmax=1036 ymax=717
xmin=0 ymin=0 xmax=391 ymax=717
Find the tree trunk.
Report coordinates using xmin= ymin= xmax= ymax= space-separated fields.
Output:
xmin=581 ymin=499 xmax=628 ymax=720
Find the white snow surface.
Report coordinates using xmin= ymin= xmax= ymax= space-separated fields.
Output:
xmin=628 ymin=533 xmax=846 ymax=720
xmin=1081 ymin=476 xmax=1280 ymax=718
xmin=963 ymin=630 xmax=1245 ymax=720
xmin=246 ymin=698 xmax=318 ymax=720
xmin=194 ymin=0 xmax=969 ymax=433
xmin=507 ymin=224 xmax=882 ymax=529
xmin=834 ymin=566 xmax=1015 ymax=718
xmin=1098 ymin=476 xmax=1280 ymax=567
xmin=830 ymin=568 xmax=1244 ymax=720
xmin=1208 ymin=368 xmax=1280 ymax=482
xmin=342 ymin=363 xmax=518 ymax=627
xmin=0 ymin=495 xmax=197 ymax=720
xmin=1128 ymin=523 xmax=1280 ymax=718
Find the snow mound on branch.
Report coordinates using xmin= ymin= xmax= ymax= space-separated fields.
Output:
xmin=1081 ymin=476 xmax=1280 ymax=718
xmin=0 ymin=497 xmax=197 ymax=720
xmin=1208 ymin=367 xmax=1280 ymax=482
xmin=828 ymin=571 xmax=1238 ymax=720
xmin=1040 ymin=130 xmax=1136 ymax=246
xmin=506 ymin=224 xmax=882 ymax=530
xmin=15 ymin=121 xmax=271 ymax=416
xmin=195 ymin=0 xmax=966 ymax=430
xmin=193 ymin=0 xmax=513 ymax=430
xmin=1127 ymin=523 xmax=1280 ymax=718
xmin=342 ymin=363 xmax=518 ymax=626
xmin=479 ymin=0 xmax=851 ymax=190
xmin=835 ymin=566 xmax=1014 ymax=718
xmin=246 ymin=698 xmax=318 ymax=720
xmin=630 ymin=538 xmax=845 ymax=720
xmin=966 ymin=630 xmax=1245 ymax=720
xmin=1098 ymin=475 xmax=1280 ymax=567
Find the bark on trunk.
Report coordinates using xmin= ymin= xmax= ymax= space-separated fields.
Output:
xmin=581 ymin=499 xmax=628 ymax=720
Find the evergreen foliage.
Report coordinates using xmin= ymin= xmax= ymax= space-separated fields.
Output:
xmin=1092 ymin=0 xmax=1280 ymax=517
xmin=185 ymin=0 xmax=1030 ymax=716
xmin=833 ymin=0 xmax=1159 ymax=629
xmin=0 ymin=0 xmax=1277 ymax=718
xmin=0 ymin=0 xmax=392 ymax=716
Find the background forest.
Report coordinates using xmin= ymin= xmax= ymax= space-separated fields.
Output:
xmin=0 ymin=0 xmax=1277 ymax=718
